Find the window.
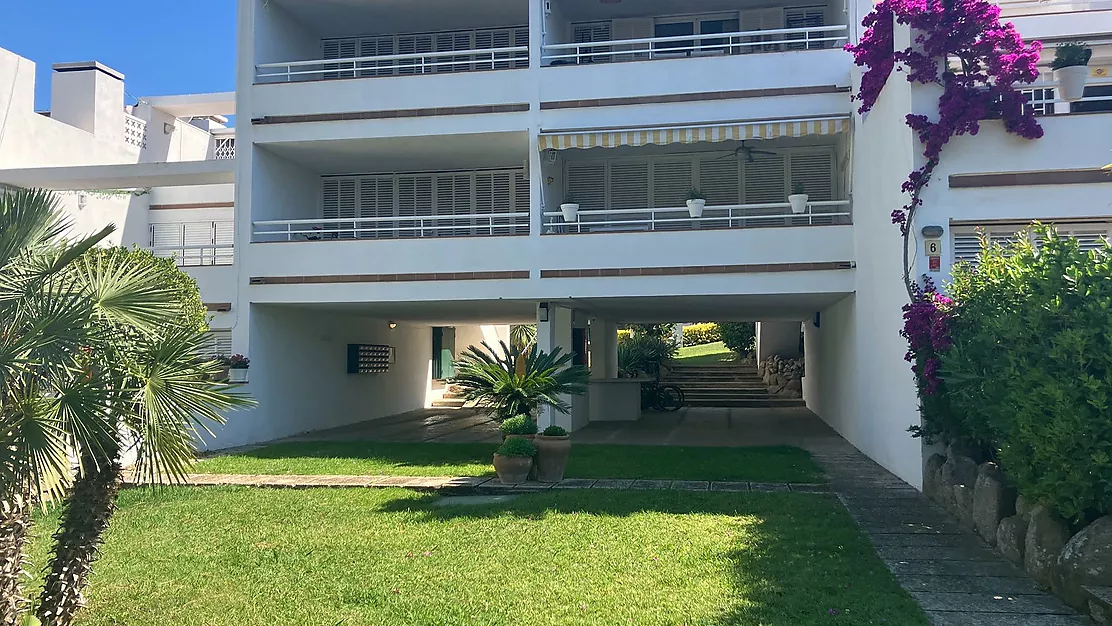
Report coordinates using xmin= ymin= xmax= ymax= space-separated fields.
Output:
xmin=322 ymin=169 xmax=529 ymax=238
xmin=654 ymin=14 xmax=741 ymax=55
xmin=149 ymin=221 xmax=234 ymax=266
xmin=785 ymin=7 xmax=826 ymax=50
xmin=951 ymin=224 xmax=1112 ymax=267
xmin=572 ymin=22 xmax=612 ymax=63
xmin=322 ymin=26 xmax=526 ymax=76
xmin=654 ymin=21 xmax=695 ymax=53
xmin=200 ymin=330 xmax=232 ymax=359
xmin=1023 ymin=88 xmax=1057 ymax=116
xmin=1071 ymin=84 xmax=1112 ymax=114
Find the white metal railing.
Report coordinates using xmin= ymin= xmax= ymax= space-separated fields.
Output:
xmin=542 ymin=25 xmax=848 ymax=65
xmin=1020 ymin=78 xmax=1112 ymax=117
xmin=151 ymin=244 xmax=235 ymax=267
xmin=253 ymin=213 xmax=531 ymax=242
xmin=256 ymin=46 xmax=529 ymax=83
xmin=212 ymin=136 xmax=235 ymax=160
xmin=541 ymin=201 xmax=852 ymax=234
xmin=124 ymin=114 xmax=147 ymax=149
xmin=996 ymin=0 xmax=1112 ymax=14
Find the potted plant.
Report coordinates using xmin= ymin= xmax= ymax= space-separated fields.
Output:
xmin=493 ymin=437 xmax=536 ymax=484
xmin=1051 ymin=42 xmax=1092 ymax=102
xmin=685 ymin=188 xmax=706 ymax=218
xmin=534 ymin=425 xmax=571 ymax=483
xmin=227 ymin=354 xmax=250 ymax=383
xmin=499 ymin=414 xmax=539 ymax=441
xmin=451 ymin=341 xmax=590 ymax=423
xmin=788 ymin=182 xmax=809 ymax=214
xmin=560 ymin=193 xmax=580 ymax=222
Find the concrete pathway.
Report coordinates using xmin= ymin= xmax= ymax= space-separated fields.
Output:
xmin=807 ymin=442 xmax=1088 ymax=626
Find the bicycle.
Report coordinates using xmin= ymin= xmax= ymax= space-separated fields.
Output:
xmin=640 ymin=378 xmax=685 ymax=412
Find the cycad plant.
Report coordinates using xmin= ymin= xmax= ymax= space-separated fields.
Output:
xmin=451 ymin=341 xmax=588 ymax=422
xmin=0 ymin=189 xmax=253 ymax=626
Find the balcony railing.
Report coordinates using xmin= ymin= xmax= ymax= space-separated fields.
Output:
xmin=253 ymin=213 xmax=531 ymax=242
xmin=996 ymin=0 xmax=1112 ymax=14
xmin=212 ymin=136 xmax=236 ymax=160
xmin=151 ymin=244 xmax=235 ymax=267
xmin=542 ymin=25 xmax=848 ymax=65
xmin=1023 ymin=78 xmax=1112 ymax=115
xmin=541 ymin=201 xmax=852 ymax=234
xmin=256 ymin=46 xmax=529 ymax=83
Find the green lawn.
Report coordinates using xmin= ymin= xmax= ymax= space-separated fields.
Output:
xmin=674 ymin=341 xmax=738 ymax=365
xmin=194 ymin=442 xmax=823 ymax=483
xmin=29 ymin=487 xmax=928 ymax=626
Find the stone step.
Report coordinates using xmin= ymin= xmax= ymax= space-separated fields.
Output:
xmin=669 ymin=384 xmax=770 ymax=392
xmin=685 ymin=398 xmax=806 ymax=408
xmin=431 ymin=399 xmax=467 ymax=408
xmin=1083 ymin=587 xmax=1112 ymax=624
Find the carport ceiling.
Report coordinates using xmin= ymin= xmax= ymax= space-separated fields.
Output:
xmin=274 ymin=0 xmax=528 ymax=36
xmin=266 ymin=300 xmax=538 ymax=326
xmin=263 ymin=132 xmax=529 ymax=175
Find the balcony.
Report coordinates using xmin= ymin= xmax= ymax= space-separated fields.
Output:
xmin=150 ymin=220 xmax=234 ymax=267
xmin=251 ymin=0 xmax=531 ymax=118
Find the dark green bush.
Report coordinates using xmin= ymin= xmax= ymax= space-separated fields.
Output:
xmin=617 ymin=332 xmax=677 ymax=377
xmin=499 ymin=415 xmax=538 ymax=436
xmin=496 ymin=437 xmax=537 ymax=458
xmin=718 ymin=322 xmax=756 ymax=355
xmin=541 ymin=425 xmax=568 ymax=437
xmin=941 ymin=226 xmax=1112 ymax=523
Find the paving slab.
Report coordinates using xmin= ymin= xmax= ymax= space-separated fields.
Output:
xmin=875 ymin=544 xmax=1001 ymax=562
xmin=592 ymin=479 xmax=636 ymax=490
xmin=631 ymin=479 xmax=673 ymax=490
xmin=787 ymin=483 xmax=831 ymax=493
xmin=671 ymin=480 xmax=710 ymax=491
xmin=897 ymin=574 xmax=1041 ymax=595
xmin=910 ymin=592 xmax=1075 ymax=614
xmin=710 ymin=481 xmax=750 ymax=492
xmin=749 ymin=482 xmax=790 ymax=492
xmin=552 ymin=478 xmax=597 ymax=489
xmin=925 ymin=611 xmax=1090 ymax=625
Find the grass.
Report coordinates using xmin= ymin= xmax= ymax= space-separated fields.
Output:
xmin=674 ymin=341 xmax=739 ymax=365
xmin=29 ymin=487 xmax=928 ymax=626
xmin=193 ymin=442 xmax=824 ymax=483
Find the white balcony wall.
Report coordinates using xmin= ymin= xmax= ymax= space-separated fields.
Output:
xmin=253 ymin=0 xmax=319 ymax=67
xmin=251 ymin=148 xmax=319 ymax=223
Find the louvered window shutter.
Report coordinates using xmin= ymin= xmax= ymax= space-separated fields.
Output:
xmin=150 ymin=223 xmax=183 ymax=263
xmin=573 ymin=23 xmax=612 ymax=62
xmin=323 ymin=178 xmax=356 ymax=239
xmin=513 ymin=170 xmax=530 ymax=235
xmin=214 ymin=220 xmax=235 ymax=265
xmin=608 ymin=161 xmax=649 ymax=229
xmin=651 ymin=160 xmax=693 ymax=231
xmin=358 ymin=177 xmax=393 ymax=239
xmin=398 ymin=34 xmax=434 ymax=74
xmin=513 ymin=27 xmax=530 ymax=68
xmin=360 ymin=36 xmax=395 ymax=76
xmin=698 ymin=157 xmax=741 ymax=229
xmin=566 ymin=160 xmax=606 ymax=228
xmin=740 ymin=8 xmax=784 ymax=52
xmin=201 ymin=330 xmax=233 ymax=358
xmin=785 ymin=7 xmax=825 ymax=50
xmin=322 ymin=38 xmax=358 ymax=78
xmin=788 ymin=150 xmax=834 ymax=224
xmin=740 ymin=154 xmax=787 ymax=227
xmin=952 ymin=232 xmax=983 ymax=266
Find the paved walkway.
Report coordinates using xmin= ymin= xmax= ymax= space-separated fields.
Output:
xmin=807 ymin=442 xmax=1087 ymax=626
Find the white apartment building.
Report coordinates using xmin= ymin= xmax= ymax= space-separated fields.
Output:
xmin=2 ymin=0 xmax=1111 ymax=489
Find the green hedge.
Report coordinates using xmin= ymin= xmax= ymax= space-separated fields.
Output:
xmin=936 ymin=226 xmax=1112 ymax=523
xmin=718 ymin=322 xmax=756 ymax=355
xmin=682 ymin=323 xmax=721 ymax=346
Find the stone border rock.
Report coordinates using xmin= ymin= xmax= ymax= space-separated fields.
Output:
xmin=924 ymin=449 xmax=1112 ymax=623
xmin=758 ymin=355 xmax=804 ymax=398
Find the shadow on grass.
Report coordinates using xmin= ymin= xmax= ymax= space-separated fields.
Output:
xmin=195 ymin=441 xmax=825 ymax=482
xmin=373 ymin=489 xmax=928 ymax=625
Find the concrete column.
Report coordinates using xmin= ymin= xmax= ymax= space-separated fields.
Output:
xmin=588 ymin=318 xmax=612 ymax=379
xmin=50 ymin=62 xmax=125 ymax=141
xmin=537 ymin=303 xmax=573 ymax=429
xmin=756 ymin=321 xmax=803 ymax=361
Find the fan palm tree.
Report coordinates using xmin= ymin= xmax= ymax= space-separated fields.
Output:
xmin=509 ymin=324 xmax=537 ymax=352
xmin=451 ymin=341 xmax=589 ymax=422
xmin=0 ymin=189 xmax=253 ymax=626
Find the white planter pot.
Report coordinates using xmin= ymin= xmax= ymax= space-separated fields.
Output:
xmin=1055 ymin=65 xmax=1089 ymax=102
xmin=229 ymin=368 xmax=249 ymax=383
xmin=686 ymin=198 xmax=706 ymax=218
xmin=788 ymin=194 xmax=809 ymax=214
xmin=559 ymin=203 xmax=579 ymax=222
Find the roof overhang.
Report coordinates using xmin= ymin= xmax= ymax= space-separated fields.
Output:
xmin=0 ymin=159 xmax=235 ymax=191
xmin=142 ymin=92 xmax=236 ymax=118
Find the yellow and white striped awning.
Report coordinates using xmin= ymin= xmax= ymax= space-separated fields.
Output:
xmin=539 ymin=117 xmax=850 ymax=151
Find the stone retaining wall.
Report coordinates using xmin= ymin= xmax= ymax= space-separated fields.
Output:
xmin=758 ymin=355 xmax=804 ymax=398
xmin=924 ymin=447 xmax=1112 ymax=623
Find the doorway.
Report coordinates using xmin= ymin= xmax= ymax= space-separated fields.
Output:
xmin=432 ymin=327 xmax=457 ymax=380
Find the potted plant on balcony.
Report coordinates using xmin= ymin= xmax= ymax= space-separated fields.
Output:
xmin=493 ymin=437 xmax=536 ymax=484
xmin=227 ymin=354 xmax=250 ymax=383
xmin=1051 ymin=42 xmax=1092 ymax=102
xmin=685 ymin=188 xmax=707 ymax=218
xmin=534 ymin=425 xmax=571 ymax=483
xmin=788 ymin=182 xmax=809 ymax=214
xmin=560 ymin=193 xmax=580 ymax=222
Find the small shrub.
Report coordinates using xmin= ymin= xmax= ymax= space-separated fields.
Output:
xmin=791 ymin=182 xmax=806 ymax=195
xmin=496 ymin=437 xmax=537 ymax=458
xmin=541 ymin=425 xmax=568 ymax=437
xmin=228 ymin=354 xmax=250 ymax=369
xmin=1050 ymin=42 xmax=1092 ymax=70
xmin=499 ymin=415 xmax=539 ymax=436
xmin=686 ymin=188 xmax=705 ymax=201
xmin=617 ymin=332 xmax=678 ymax=378
xmin=682 ymin=323 xmax=721 ymax=346
xmin=718 ymin=323 xmax=756 ymax=356
xmin=617 ymin=329 xmax=633 ymax=341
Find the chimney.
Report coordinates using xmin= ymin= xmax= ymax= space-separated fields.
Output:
xmin=50 ymin=61 xmax=125 ymax=141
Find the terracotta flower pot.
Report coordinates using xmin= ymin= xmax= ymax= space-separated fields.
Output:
xmin=534 ymin=435 xmax=572 ymax=483
xmin=493 ymin=454 xmax=533 ymax=484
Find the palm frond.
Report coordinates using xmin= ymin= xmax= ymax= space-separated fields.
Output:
xmin=452 ymin=341 xmax=588 ymax=421
xmin=0 ymin=188 xmax=73 ymax=271
xmin=69 ymin=246 xmax=179 ymax=332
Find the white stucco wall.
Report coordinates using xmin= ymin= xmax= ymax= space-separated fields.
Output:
xmin=757 ymin=321 xmax=803 ymax=360
xmin=203 ymin=306 xmax=433 ymax=449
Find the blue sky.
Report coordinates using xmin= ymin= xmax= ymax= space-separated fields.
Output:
xmin=0 ymin=0 xmax=236 ymax=110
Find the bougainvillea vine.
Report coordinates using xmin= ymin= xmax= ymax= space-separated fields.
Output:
xmin=846 ymin=0 xmax=1043 ymax=396
xmin=846 ymin=0 xmax=1043 ymax=300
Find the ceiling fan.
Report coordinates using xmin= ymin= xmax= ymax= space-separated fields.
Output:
xmin=719 ymin=141 xmax=778 ymax=163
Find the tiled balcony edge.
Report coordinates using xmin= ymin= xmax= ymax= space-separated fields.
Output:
xmin=540 ymin=85 xmax=850 ymax=110
xmin=540 ymin=261 xmax=854 ymax=279
xmin=949 ymin=167 xmax=1112 ymax=188
xmin=249 ymin=270 xmax=530 ymax=285
xmin=253 ymin=103 xmax=530 ymax=125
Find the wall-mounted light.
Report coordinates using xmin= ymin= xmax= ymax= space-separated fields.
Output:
xmin=163 ymin=122 xmax=175 ymax=135
xmin=921 ymin=225 xmax=944 ymax=238
xmin=77 ymin=192 xmax=88 ymax=210
xmin=388 ymin=321 xmax=398 ymax=329
xmin=538 ymin=303 xmax=550 ymax=323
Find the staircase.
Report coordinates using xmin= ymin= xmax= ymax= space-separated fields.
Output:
xmin=431 ymin=384 xmax=469 ymax=409
xmin=663 ymin=363 xmax=806 ymax=408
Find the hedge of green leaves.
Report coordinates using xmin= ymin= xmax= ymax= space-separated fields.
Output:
xmin=718 ymin=322 xmax=756 ymax=356
xmin=933 ymin=226 xmax=1112 ymax=523
xmin=681 ymin=323 xmax=721 ymax=346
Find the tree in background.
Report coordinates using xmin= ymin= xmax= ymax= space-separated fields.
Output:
xmin=718 ymin=323 xmax=756 ymax=356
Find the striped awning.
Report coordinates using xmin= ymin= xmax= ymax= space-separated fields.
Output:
xmin=539 ymin=117 xmax=850 ymax=151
